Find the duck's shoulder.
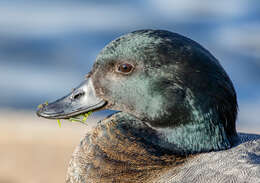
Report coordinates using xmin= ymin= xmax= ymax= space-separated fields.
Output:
xmin=66 ymin=113 xmax=183 ymax=183
xmin=155 ymin=133 xmax=260 ymax=183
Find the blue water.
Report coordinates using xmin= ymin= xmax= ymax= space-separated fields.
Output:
xmin=0 ymin=0 xmax=259 ymax=127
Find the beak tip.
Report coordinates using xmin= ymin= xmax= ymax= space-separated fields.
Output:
xmin=36 ymin=102 xmax=66 ymax=119
xmin=36 ymin=106 xmax=45 ymax=118
xmin=36 ymin=103 xmax=53 ymax=118
xmin=36 ymin=102 xmax=49 ymax=117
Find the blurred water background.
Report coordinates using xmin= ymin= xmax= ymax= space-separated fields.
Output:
xmin=0 ymin=1 xmax=259 ymax=182
xmin=1 ymin=0 xmax=259 ymax=131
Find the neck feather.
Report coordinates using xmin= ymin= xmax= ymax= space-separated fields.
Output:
xmin=66 ymin=112 xmax=187 ymax=183
xmin=67 ymin=112 xmax=234 ymax=182
xmin=147 ymin=120 xmax=232 ymax=155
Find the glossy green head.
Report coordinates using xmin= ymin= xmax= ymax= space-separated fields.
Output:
xmin=91 ymin=30 xmax=238 ymax=153
xmin=37 ymin=30 xmax=238 ymax=154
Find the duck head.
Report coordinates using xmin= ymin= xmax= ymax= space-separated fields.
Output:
xmin=37 ymin=30 xmax=238 ymax=154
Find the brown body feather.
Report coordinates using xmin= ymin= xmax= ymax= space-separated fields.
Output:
xmin=66 ymin=113 xmax=188 ymax=183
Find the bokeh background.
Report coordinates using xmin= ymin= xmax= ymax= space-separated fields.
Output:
xmin=0 ymin=0 xmax=259 ymax=182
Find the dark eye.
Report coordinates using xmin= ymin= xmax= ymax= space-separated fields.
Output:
xmin=117 ymin=63 xmax=134 ymax=74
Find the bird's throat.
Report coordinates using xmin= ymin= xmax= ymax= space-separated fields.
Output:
xmin=66 ymin=112 xmax=187 ymax=183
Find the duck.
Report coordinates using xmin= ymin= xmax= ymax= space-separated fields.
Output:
xmin=36 ymin=29 xmax=260 ymax=183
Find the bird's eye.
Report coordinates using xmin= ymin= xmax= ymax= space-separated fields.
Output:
xmin=117 ymin=63 xmax=134 ymax=74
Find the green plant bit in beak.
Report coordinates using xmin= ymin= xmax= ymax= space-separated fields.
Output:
xmin=68 ymin=111 xmax=93 ymax=125
xmin=37 ymin=104 xmax=43 ymax=109
xmin=57 ymin=119 xmax=62 ymax=128
xmin=37 ymin=101 xmax=48 ymax=109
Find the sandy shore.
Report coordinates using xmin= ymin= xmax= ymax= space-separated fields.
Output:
xmin=0 ymin=109 xmax=259 ymax=183
xmin=0 ymin=109 xmax=102 ymax=183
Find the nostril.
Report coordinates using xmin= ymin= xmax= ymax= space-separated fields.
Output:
xmin=71 ymin=90 xmax=85 ymax=100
